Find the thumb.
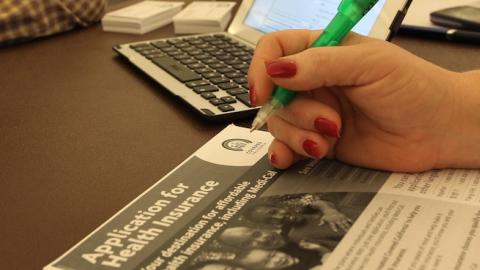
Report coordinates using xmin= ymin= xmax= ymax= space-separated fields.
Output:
xmin=265 ymin=40 xmax=398 ymax=91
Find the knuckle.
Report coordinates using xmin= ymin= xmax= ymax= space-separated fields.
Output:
xmin=306 ymin=48 xmax=331 ymax=67
xmin=256 ymin=32 xmax=278 ymax=49
xmin=293 ymin=49 xmax=331 ymax=88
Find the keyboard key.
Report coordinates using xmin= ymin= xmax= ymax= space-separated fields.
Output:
xmin=185 ymin=37 xmax=201 ymax=42
xmin=242 ymin=83 xmax=249 ymax=89
xmin=187 ymin=63 xmax=205 ymax=69
xmin=210 ymin=63 xmax=228 ymax=70
xmin=218 ymin=104 xmax=235 ymax=112
xmin=182 ymin=46 xmax=197 ymax=52
xmin=130 ymin=43 xmax=151 ymax=49
xmin=232 ymin=51 xmax=249 ymax=57
xmin=180 ymin=58 xmax=197 ymax=65
xmin=174 ymin=42 xmax=190 ymax=48
xmin=146 ymin=53 xmax=165 ymax=59
xmin=187 ymin=49 xmax=203 ymax=56
xmin=221 ymin=96 xmax=237 ymax=104
xmin=186 ymin=80 xmax=209 ymax=88
xmin=209 ymin=98 xmax=225 ymax=106
xmin=193 ymin=85 xmax=218 ymax=93
xmin=210 ymin=50 xmax=226 ymax=56
xmin=241 ymin=68 xmax=250 ymax=74
xmin=203 ymin=59 xmax=219 ymax=65
xmin=224 ymin=47 xmax=241 ymax=53
xmin=240 ymin=55 xmax=252 ymax=62
xmin=227 ymin=88 xmax=248 ymax=96
xmin=210 ymin=40 xmax=224 ymax=46
xmin=203 ymin=47 xmax=217 ymax=53
xmin=195 ymin=68 xmax=212 ymax=74
xmin=214 ymin=34 xmax=229 ymax=39
xmin=218 ymin=54 xmax=233 ymax=61
xmin=196 ymin=43 xmax=210 ymax=49
xmin=225 ymin=59 xmax=243 ymax=65
xmin=201 ymin=92 xmax=216 ymax=99
xmin=174 ymin=54 xmax=191 ymax=60
xmin=236 ymin=44 xmax=249 ymax=49
xmin=236 ymin=93 xmax=253 ymax=107
xmin=216 ymin=44 xmax=230 ymax=49
xmin=151 ymin=41 xmax=170 ymax=49
xmin=167 ymin=39 xmax=183 ymax=44
xmin=217 ymin=67 xmax=235 ymax=74
xmin=225 ymin=72 xmax=244 ymax=79
xmin=189 ymin=39 xmax=204 ymax=45
xmin=195 ymin=54 xmax=211 ymax=60
xmin=218 ymin=82 xmax=238 ymax=90
xmin=161 ymin=46 xmax=177 ymax=52
xmin=233 ymin=63 xmax=249 ymax=70
xmin=233 ymin=77 xmax=248 ymax=84
xmin=210 ymin=77 xmax=230 ymax=84
xmin=201 ymin=36 xmax=216 ymax=41
xmin=203 ymin=72 xmax=222 ymax=79
xmin=152 ymin=56 xmax=201 ymax=82
xmin=166 ymin=50 xmax=182 ymax=56
xmin=138 ymin=49 xmax=160 ymax=55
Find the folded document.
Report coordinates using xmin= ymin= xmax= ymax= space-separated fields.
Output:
xmin=102 ymin=1 xmax=184 ymax=34
xmin=173 ymin=1 xmax=236 ymax=34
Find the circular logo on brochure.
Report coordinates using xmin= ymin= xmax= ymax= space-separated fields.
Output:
xmin=222 ymin=139 xmax=253 ymax=151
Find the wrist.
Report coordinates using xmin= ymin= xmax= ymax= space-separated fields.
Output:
xmin=440 ymin=71 xmax=480 ymax=168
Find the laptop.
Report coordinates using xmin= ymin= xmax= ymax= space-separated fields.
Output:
xmin=113 ymin=0 xmax=412 ymax=122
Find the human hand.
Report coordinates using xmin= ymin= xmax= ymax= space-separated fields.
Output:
xmin=319 ymin=210 xmax=352 ymax=232
xmin=248 ymin=30 xmax=480 ymax=172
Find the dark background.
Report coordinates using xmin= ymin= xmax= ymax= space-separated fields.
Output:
xmin=0 ymin=0 xmax=479 ymax=269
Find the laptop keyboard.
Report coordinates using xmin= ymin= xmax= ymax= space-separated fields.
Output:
xmin=128 ymin=34 xmax=254 ymax=113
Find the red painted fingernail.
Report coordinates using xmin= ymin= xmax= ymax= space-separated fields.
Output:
xmin=269 ymin=152 xmax=278 ymax=166
xmin=249 ymin=84 xmax=257 ymax=107
xmin=303 ymin=139 xmax=322 ymax=158
xmin=265 ymin=59 xmax=297 ymax=78
xmin=314 ymin=117 xmax=340 ymax=138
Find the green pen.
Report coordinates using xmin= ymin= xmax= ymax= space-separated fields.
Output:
xmin=250 ymin=0 xmax=380 ymax=132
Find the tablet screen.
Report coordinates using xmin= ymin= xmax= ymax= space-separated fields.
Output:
xmin=244 ymin=0 xmax=386 ymax=35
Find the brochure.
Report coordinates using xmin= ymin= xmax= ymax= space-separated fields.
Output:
xmin=45 ymin=125 xmax=480 ymax=270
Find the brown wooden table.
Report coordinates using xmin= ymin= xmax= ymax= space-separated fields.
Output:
xmin=0 ymin=1 xmax=479 ymax=269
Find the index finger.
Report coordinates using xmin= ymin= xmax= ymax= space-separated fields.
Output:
xmin=248 ymin=30 xmax=372 ymax=106
xmin=248 ymin=30 xmax=320 ymax=106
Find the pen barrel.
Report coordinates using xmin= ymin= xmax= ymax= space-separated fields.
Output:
xmin=311 ymin=0 xmax=379 ymax=46
xmin=272 ymin=86 xmax=298 ymax=105
xmin=339 ymin=0 xmax=379 ymax=19
xmin=447 ymin=29 xmax=480 ymax=44
xmin=312 ymin=12 xmax=356 ymax=47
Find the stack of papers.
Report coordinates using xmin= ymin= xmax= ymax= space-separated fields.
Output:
xmin=102 ymin=1 xmax=185 ymax=34
xmin=173 ymin=1 xmax=236 ymax=34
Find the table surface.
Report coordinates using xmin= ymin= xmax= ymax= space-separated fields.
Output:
xmin=1 ymin=1 xmax=479 ymax=269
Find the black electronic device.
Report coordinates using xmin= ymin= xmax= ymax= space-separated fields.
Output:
xmin=431 ymin=5 xmax=480 ymax=31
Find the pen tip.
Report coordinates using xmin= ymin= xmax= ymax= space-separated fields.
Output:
xmin=250 ymin=122 xmax=261 ymax=133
